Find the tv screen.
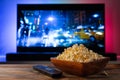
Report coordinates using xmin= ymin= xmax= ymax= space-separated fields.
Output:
xmin=17 ymin=4 xmax=105 ymax=54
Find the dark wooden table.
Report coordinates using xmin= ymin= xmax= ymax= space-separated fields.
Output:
xmin=0 ymin=61 xmax=120 ymax=80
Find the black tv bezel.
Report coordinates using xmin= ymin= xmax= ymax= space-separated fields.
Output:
xmin=17 ymin=4 xmax=105 ymax=54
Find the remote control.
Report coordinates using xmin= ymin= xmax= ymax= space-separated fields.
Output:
xmin=33 ymin=65 xmax=62 ymax=78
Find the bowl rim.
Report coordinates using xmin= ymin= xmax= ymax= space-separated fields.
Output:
xmin=50 ymin=57 xmax=110 ymax=64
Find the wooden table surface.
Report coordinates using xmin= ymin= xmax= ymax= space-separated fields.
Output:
xmin=0 ymin=61 xmax=120 ymax=80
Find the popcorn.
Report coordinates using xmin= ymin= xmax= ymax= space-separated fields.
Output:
xmin=56 ymin=44 xmax=104 ymax=63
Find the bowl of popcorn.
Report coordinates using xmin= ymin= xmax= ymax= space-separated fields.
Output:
xmin=50 ymin=44 xmax=109 ymax=76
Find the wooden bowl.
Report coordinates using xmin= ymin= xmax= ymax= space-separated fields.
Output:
xmin=51 ymin=57 xmax=109 ymax=76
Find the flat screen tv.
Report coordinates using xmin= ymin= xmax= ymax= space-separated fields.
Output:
xmin=16 ymin=4 xmax=105 ymax=60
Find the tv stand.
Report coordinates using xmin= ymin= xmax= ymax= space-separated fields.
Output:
xmin=6 ymin=52 xmax=117 ymax=61
xmin=6 ymin=52 xmax=60 ymax=61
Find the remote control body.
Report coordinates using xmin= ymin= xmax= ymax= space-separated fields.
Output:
xmin=33 ymin=65 xmax=62 ymax=78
